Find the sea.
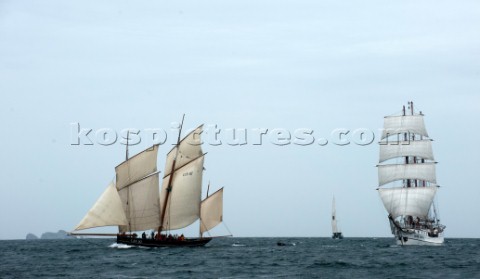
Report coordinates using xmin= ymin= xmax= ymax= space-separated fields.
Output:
xmin=1 ymin=237 xmax=479 ymax=278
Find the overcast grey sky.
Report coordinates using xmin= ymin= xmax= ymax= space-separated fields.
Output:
xmin=1 ymin=0 xmax=479 ymax=239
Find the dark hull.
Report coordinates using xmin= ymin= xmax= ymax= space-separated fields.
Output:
xmin=117 ymin=235 xmax=212 ymax=247
xmin=332 ymin=232 xmax=343 ymax=239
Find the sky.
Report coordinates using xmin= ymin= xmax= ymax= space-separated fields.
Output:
xmin=1 ymin=0 xmax=479 ymax=239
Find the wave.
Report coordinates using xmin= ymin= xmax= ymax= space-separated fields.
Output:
xmin=109 ymin=243 xmax=132 ymax=249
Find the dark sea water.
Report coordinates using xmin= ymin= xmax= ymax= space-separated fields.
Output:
xmin=1 ymin=237 xmax=479 ymax=278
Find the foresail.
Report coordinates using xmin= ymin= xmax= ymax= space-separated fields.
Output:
xmin=160 ymin=156 xmax=204 ymax=231
xmin=200 ymin=188 xmax=224 ymax=234
xmin=163 ymin=125 xmax=203 ymax=177
xmin=116 ymin=144 xmax=159 ymax=189
xmin=379 ymin=140 xmax=434 ymax=163
xmin=75 ymin=181 xmax=128 ymax=231
xmin=378 ymin=187 xmax=437 ymax=219
xmin=118 ymin=173 xmax=161 ymax=232
xmin=381 ymin=115 xmax=428 ymax=140
xmin=378 ymin=163 xmax=436 ymax=186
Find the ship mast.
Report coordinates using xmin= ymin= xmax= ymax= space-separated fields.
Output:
xmin=158 ymin=115 xmax=185 ymax=234
xmin=125 ymin=130 xmax=131 ymax=232
xmin=409 ymin=101 xmax=419 ymax=187
xmin=332 ymin=196 xmax=337 ymax=234
xmin=403 ymin=105 xmax=411 ymax=188
xmin=206 ymin=181 xmax=210 ymax=198
xmin=126 ymin=130 xmax=130 ymax=161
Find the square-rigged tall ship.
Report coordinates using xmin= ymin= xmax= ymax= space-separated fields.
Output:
xmin=377 ymin=102 xmax=445 ymax=246
xmin=71 ymin=119 xmax=229 ymax=247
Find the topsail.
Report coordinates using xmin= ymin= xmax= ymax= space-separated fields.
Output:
xmin=381 ymin=115 xmax=428 ymax=140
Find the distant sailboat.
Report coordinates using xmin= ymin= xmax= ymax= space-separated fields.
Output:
xmin=377 ymin=102 xmax=445 ymax=246
xmin=331 ymin=196 xmax=343 ymax=239
xmin=71 ymin=117 xmax=228 ymax=247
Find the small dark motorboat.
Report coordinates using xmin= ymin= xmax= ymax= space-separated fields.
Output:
xmin=277 ymin=241 xmax=296 ymax=246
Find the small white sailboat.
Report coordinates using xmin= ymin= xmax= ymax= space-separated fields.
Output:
xmin=331 ymin=196 xmax=343 ymax=239
xmin=377 ymin=102 xmax=445 ymax=246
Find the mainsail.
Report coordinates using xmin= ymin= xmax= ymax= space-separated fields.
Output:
xmin=160 ymin=125 xmax=205 ymax=231
xmin=160 ymin=156 xmax=204 ymax=230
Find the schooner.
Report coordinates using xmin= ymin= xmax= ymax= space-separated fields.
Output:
xmin=71 ymin=119 xmax=227 ymax=247
xmin=377 ymin=102 xmax=445 ymax=245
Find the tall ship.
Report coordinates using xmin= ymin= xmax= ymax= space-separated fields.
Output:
xmin=377 ymin=102 xmax=445 ymax=245
xmin=71 ymin=118 xmax=228 ymax=247
xmin=331 ymin=196 xmax=343 ymax=239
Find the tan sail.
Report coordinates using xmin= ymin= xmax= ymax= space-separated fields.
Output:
xmin=163 ymin=125 xmax=203 ymax=177
xmin=160 ymin=156 xmax=204 ymax=230
xmin=75 ymin=181 xmax=128 ymax=231
xmin=115 ymin=144 xmax=161 ymax=232
xmin=116 ymin=144 xmax=159 ymax=189
xmin=200 ymin=187 xmax=224 ymax=234
xmin=118 ymin=173 xmax=161 ymax=232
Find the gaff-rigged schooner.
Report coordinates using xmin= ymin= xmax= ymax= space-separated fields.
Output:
xmin=331 ymin=196 xmax=343 ymax=239
xmin=71 ymin=118 xmax=227 ymax=247
xmin=377 ymin=102 xmax=445 ymax=246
